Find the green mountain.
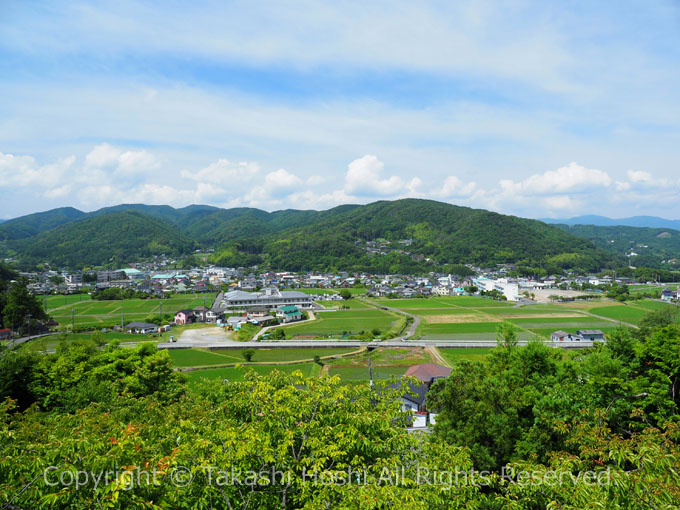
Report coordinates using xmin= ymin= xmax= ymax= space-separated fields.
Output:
xmin=203 ymin=199 xmax=619 ymax=273
xmin=0 ymin=207 xmax=86 ymax=240
xmin=1 ymin=199 xmax=623 ymax=272
xmin=554 ymin=224 xmax=680 ymax=269
xmin=12 ymin=211 xmax=197 ymax=268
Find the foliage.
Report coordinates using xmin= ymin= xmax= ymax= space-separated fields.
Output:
xmin=2 ymin=278 xmax=48 ymax=331
xmin=242 ymin=348 xmax=256 ymax=362
xmin=0 ymin=371 xmax=477 ymax=509
xmin=339 ymin=289 xmax=352 ymax=300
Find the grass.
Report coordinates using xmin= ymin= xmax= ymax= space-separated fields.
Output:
xmin=296 ymin=288 xmax=337 ymax=295
xmin=328 ymin=365 xmax=407 ymax=380
xmin=588 ymin=305 xmax=648 ymax=325
xmin=185 ymin=363 xmax=321 ymax=383
xmin=438 ymin=348 xmax=495 ymax=363
xmin=44 ymin=293 xmax=92 ymax=311
xmin=317 ymin=299 xmax=371 ymax=309
xmin=168 ymin=347 xmax=357 ymax=368
xmin=283 ymin=309 xmax=400 ymax=338
xmin=49 ymin=293 xmax=217 ymax=327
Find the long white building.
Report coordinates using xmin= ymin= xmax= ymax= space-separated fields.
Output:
xmin=219 ymin=287 xmax=313 ymax=311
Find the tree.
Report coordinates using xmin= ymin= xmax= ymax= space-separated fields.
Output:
xmin=2 ymin=278 xmax=48 ymax=332
xmin=242 ymin=348 xmax=256 ymax=362
xmin=496 ymin=320 xmax=519 ymax=349
xmin=339 ymin=289 xmax=352 ymax=300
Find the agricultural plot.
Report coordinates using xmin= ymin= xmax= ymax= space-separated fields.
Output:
xmin=283 ymin=309 xmax=401 ymax=338
xmin=327 ymin=365 xmax=406 ymax=381
xmin=297 ymin=288 xmax=337 ymax=295
xmin=316 ymin=299 xmax=370 ymax=309
xmin=45 ymin=293 xmax=92 ymax=311
xmin=324 ymin=347 xmax=432 ymax=381
xmin=49 ymin=293 xmax=217 ymax=327
xmin=438 ymin=348 xmax=495 ymax=364
xmin=168 ymin=347 xmax=358 ymax=368
xmin=185 ymin=363 xmax=321 ymax=383
xmin=587 ymin=305 xmax=648 ymax=325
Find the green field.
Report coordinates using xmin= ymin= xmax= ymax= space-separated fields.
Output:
xmin=588 ymin=305 xmax=648 ymax=325
xmin=49 ymin=293 xmax=217 ymax=327
xmin=328 ymin=365 xmax=406 ymax=380
xmin=317 ymin=299 xmax=370 ymax=309
xmin=185 ymin=363 xmax=321 ymax=382
xmin=438 ymin=347 xmax=495 ymax=363
xmin=168 ymin=347 xmax=357 ymax=368
xmin=283 ymin=309 xmax=400 ymax=338
xmin=297 ymin=288 xmax=337 ymax=295
xmin=44 ymin=293 xmax=92 ymax=310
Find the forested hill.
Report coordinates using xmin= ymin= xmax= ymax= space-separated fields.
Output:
xmin=554 ymin=223 xmax=680 ymax=270
xmin=0 ymin=199 xmax=622 ymax=272
xmin=8 ymin=211 xmax=197 ymax=268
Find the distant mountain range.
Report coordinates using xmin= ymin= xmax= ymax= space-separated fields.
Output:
xmin=541 ymin=215 xmax=680 ymax=230
xmin=0 ymin=199 xmax=618 ymax=272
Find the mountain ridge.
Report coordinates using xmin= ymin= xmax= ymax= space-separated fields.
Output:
xmin=541 ymin=214 xmax=680 ymax=230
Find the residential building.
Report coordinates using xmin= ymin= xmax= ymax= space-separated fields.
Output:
xmin=550 ymin=330 xmax=582 ymax=342
xmin=125 ymin=322 xmax=158 ymax=334
xmin=174 ymin=309 xmax=196 ymax=325
xmin=276 ymin=305 xmax=302 ymax=323
xmin=576 ymin=329 xmax=606 ymax=342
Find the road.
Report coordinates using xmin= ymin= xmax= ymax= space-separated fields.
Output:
xmin=158 ymin=328 xmax=595 ymax=350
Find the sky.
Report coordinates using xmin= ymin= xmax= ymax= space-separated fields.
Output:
xmin=1 ymin=0 xmax=679 ymax=220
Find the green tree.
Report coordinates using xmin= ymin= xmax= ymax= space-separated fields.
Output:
xmin=2 ymin=278 xmax=48 ymax=332
xmin=242 ymin=348 xmax=256 ymax=362
xmin=339 ymin=289 xmax=352 ymax=300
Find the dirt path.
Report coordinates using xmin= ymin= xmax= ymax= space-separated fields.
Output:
xmin=425 ymin=346 xmax=451 ymax=367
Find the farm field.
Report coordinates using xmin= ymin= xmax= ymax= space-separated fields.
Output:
xmin=327 ymin=365 xmax=407 ymax=380
xmin=168 ymin=347 xmax=358 ymax=368
xmin=438 ymin=348 xmax=495 ymax=364
xmin=185 ymin=363 xmax=321 ymax=383
xmin=297 ymin=288 xmax=337 ymax=295
xmin=26 ymin=331 xmax=151 ymax=350
xmin=44 ymin=293 xmax=92 ymax=310
xmin=49 ymin=293 xmax=217 ymax=327
xmin=282 ymin=309 xmax=402 ymax=338
xmin=316 ymin=299 xmax=369 ymax=309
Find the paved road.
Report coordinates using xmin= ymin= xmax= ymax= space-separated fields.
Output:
xmin=158 ymin=338 xmax=593 ymax=349
xmin=3 ymin=332 xmax=59 ymax=349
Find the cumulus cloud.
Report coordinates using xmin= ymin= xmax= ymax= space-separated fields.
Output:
xmin=84 ymin=143 xmax=159 ymax=176
xmin=345 ymin=155 xmax=420 ymax=197
xmin=0 ymin=151 xmax=75 ymax=189
xmin=244 ymin=168 xmax=304 ymax=204
xmin=499 ymin=162 xmax=612 ymax=195
xmin=181 ymin=158 xmax=260 ymax=186
xmin=435 ymin=176 xmax=478 ymax=198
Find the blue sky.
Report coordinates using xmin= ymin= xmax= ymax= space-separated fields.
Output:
xmin=1 ymin=0 xmax=679 ymax=219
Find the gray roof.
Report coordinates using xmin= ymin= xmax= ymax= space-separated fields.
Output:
xmin=126 ymin=322 xmax=157 ymax=329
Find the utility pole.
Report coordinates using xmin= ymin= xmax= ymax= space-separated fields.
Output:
xmin=368 ymin=358 xmax=374 ymax=387
xmin=159 ymin=298 xmax=163 ymax=322
xmin=121 ymin=301 xmax=124 ymax=328
xmin=72 ymin=308 xmax=75 ymax=333
xmin=26 ymin=313 xmax=32 ymax=340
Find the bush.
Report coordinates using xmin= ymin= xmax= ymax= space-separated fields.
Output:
xmin=242 ymin=349 xmax=256 ymax=362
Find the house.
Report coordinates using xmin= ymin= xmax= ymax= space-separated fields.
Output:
xmin=206 ymin=308 xmax=224 ymax=323
xmin=550 ymin=330 xmax=582 ymax=342
xmin=276 ymin=305 xmax=302 ymax=323
xmin=576 ymin=329 xmax=606 ymax=342
xmin=0 ymin=328 xmax=11 ymax=341
xmin=661 ymin=288 xmax=674 ymax=302
xmin=226 ymin=316 xmax=247 ymax=330
xmin=397 ymin=380 xmax=429 ymax=412
xmin=404 ymin=364 xmax=451 ymax=387
xmin=248 ymin=315 xmax=277 ymax=326
xmin=174 ymin=309 xmax=196 ymax=325
xmin=193 ymin=306 xmax=209 ymax=322
xmin=125 ymin=322 xmax=158 ymax=334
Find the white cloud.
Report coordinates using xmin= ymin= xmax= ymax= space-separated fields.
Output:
xmin=244 ymin=168 xmax=304 ymax=204
xmin=435 ymin=176 xmax=478 ymax=198
xmin=0 ymin=151 xmax=75 ymax=188
xmin=306 ymin=175 xmax=326 ymax=186
xmin=345 ymin=155 xmax=419 ymax=197
xmin=500 ymin=162 xmax=612 ymax=195
xmin=627 ymin=169 xmax=653 ymax=183
xmin=181 ymin=158 xmax=260 ymax=186
xmin=84 ymin=143 xmax=159 ymax=176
